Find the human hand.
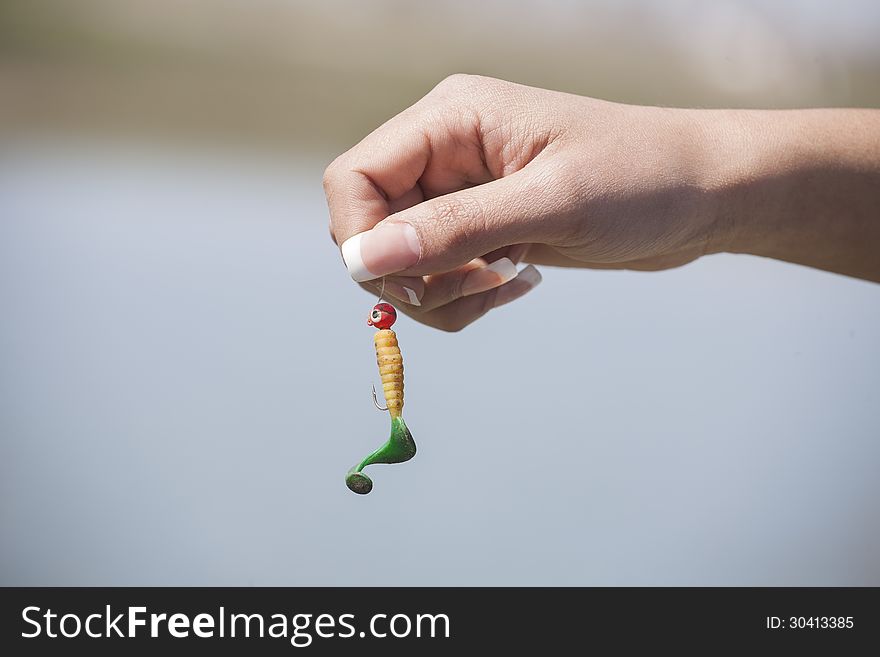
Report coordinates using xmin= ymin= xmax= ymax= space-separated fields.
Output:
xmin=324 ymin=74 xmax=880 ymax=330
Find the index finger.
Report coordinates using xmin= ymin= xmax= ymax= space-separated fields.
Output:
xmin=322 ymin=109 xmax=432 ymax=249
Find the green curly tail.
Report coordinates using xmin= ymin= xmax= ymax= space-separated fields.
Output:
xmin=345 ymin=416 xmax=416 ymax=495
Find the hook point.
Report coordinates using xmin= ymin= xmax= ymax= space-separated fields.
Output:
xmin=371 ymin=384 xmax=388 ymax=411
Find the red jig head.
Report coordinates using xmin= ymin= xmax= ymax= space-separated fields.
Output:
xmin=368 ymin=302 xmax=397 ymax=329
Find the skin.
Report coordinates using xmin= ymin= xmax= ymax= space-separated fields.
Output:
xmin=324 ymin=74 xmax=880 ymax=331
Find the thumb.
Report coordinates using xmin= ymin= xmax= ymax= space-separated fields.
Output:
xmin=340 ymin=164 xmax=567 ymax=280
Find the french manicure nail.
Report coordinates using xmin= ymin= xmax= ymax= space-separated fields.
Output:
xmin=383 ymin=281 xmax=421 ymax=307
xmin=403 ymin=286 xmax=420 ymax=306
xmin=341 ymin=222 xmax=421 ymax=282
xmin=366 ymin=278 xmax=422 ymax=307
xmin=460 ymin=257 xmax=518 ymax=297
xmin=494 ymin=265 xmax=542 ymax=307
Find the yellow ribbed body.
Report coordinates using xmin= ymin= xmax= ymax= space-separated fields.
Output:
xmin=374 ymin=329 xmax=404 ymax=417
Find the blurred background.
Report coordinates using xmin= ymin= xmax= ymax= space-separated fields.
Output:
xmin=1 ymin=0 xmax=879 ymax=585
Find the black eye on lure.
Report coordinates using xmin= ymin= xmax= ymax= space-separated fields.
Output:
xmin=345 ymin=301 xmax=417 ymax=494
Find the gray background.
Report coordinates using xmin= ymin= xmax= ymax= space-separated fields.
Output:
xmin=1 ymin=0 xmax=879 ymax=585
xmin=2 ymin=143 xmax=878 ymax=586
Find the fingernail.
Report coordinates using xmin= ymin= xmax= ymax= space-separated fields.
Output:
xmin=384 ymin=281 xmax=421 ymax=307
xmin=494 ymin=265 xmax=542 ymax=307
xmin=460 ymin=257 xmax=518 ymax=297
xmin=367 ymin=279 xmax=422 ymax=307
xmin=341 ymin=222 xmax=421 ymax=282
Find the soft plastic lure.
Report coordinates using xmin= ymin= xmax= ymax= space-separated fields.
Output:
xmin=345 ymin=302 xmax=417 ymax=494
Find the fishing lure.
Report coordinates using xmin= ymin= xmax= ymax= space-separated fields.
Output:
xmin=345 ymin=301 xmax=417 ymax=494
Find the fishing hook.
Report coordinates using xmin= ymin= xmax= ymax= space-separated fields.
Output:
xmin=370 ymin=276 xmax=390 ymax=411
xmin=371 ymin=383 xmax=388 ymax=411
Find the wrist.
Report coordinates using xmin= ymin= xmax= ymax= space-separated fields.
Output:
xmin=691 ymin=109 xmax=781 ymax=257
xmin=696 ymin=108 xmax=879 ymax=261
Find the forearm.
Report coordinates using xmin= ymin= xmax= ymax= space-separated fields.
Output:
xmin=705 ymin=108 xmax=880 ymax=282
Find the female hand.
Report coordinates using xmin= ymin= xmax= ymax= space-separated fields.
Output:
xmin=324 ymin=74 xmax=880 ymax=330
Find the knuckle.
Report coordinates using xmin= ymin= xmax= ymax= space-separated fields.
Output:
xmin=432 ymin=195 xmax=484 ymax=251
xmin=321 ymin=169 xmax=333 ymax=192
xmin=434 ymin=73 xmax=470 ymax=92
xmin=321 ymin=155 xmax=345 ymax=190
xmin=448 ymin=272 xmax=466 ymax=302
xmin=431 ymin=73 xmax=491 ymax=99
